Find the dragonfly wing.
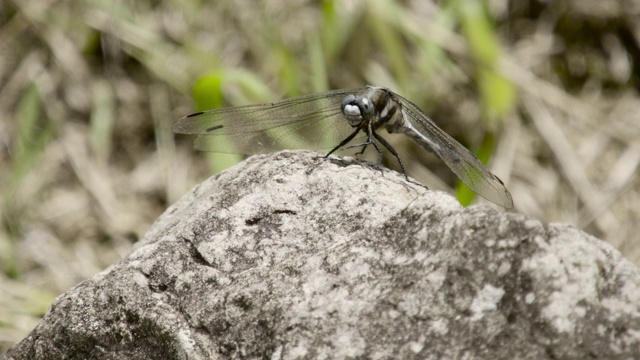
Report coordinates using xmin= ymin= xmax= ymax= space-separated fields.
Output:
xmin=395 ymin=94 xmax=513 ymax=208
xmin=173 ymin=89 xmax=364 ymax=154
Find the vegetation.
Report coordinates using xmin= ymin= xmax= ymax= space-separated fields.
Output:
xmin=1 ymin=0 xmax=639 ymax=352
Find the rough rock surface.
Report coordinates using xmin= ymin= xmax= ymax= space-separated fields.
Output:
xmin=5 ymin=150 xmax=640 ymax=359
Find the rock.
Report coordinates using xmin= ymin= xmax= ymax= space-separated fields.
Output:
xmin=5 ymin=150 xmax=640 ymax=359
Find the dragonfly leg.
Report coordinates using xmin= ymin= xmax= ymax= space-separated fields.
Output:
xmin=354 ymin=144 xmax=369 ymax=157
xmin=341 ymin=141 xmax=369 ymax=157
xmin=341 ymin=141 xmax=370 ymax=156
xmin=371 ymin=139 xmax=383 ymax=164
xmin=325 ymin=128 xmax=361 ymax=158
xmin=372 ymin=130 xmax=410 ymax=182
xmin=341 ymin=123 xmax=384 ymax=162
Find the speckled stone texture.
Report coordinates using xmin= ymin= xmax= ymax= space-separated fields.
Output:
xmin=5 ymin=150 xmax=640 ymax=359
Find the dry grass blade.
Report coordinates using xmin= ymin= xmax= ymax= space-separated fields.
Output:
xmin=522 ymin=95 xmax=599 ymax=218
xmin=578 ymin=143 xmax=640 ymax=228
xmin=522 ymin=95 xmax=598 ymax=203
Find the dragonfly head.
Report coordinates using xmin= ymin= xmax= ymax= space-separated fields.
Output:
xmin=341 ymin=94 xmax=376 ymax=127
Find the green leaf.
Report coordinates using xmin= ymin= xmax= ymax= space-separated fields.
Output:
xmin=191 ymin=72 xmax=243 ymax=173
xmin=89 ymin=80 xmax=115 ymax=163
xmin=453 ymin=0 xmax=517 ymax=124
xmin=455 ymin=132 xmax=496 ymax=206
xmin=193 ymin=72 xmax=225 ymax=111
xmin=3 ymin=84 xmax=56 ymax=276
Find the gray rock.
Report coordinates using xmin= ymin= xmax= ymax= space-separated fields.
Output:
xmin=5 ymin=150 xmax=640 ymax=359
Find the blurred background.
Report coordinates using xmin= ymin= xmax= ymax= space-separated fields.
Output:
xmin=1 ymin=0 xmax=640 ymax=351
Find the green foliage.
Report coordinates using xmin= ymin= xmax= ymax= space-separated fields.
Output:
xmin=455 ymin=133 xmax=497 ymax=207
xmin=89 ymin=80 xmax=116 ymax=164
xmin=450 ymin=0 xmax=517 ymax=205
xmin=2 ymin=84 xmax=55 ymax=277
xmin=453 ymin=0 xmax=517 ymax=124
xmin=191 ymin=72 xmax=242 ymax=173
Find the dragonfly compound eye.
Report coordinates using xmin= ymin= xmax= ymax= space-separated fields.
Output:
xmin=341 ymin=94 xmax=364 ymax=126
xmin=356 ymin=96 xmax=376 ymax=119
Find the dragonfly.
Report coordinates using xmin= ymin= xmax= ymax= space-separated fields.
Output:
xmin=173 ymin=86 xmax=513 ymax=208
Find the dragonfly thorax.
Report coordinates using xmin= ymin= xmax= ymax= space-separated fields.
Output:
xmin=341 ymin=94 xmax=376 ymax=127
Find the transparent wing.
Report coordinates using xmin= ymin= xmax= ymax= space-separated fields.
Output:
xmin=173 ymin=88 xmax=366 ymax=154
xmin=394 ymin=93 xmax=514 ymax=208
